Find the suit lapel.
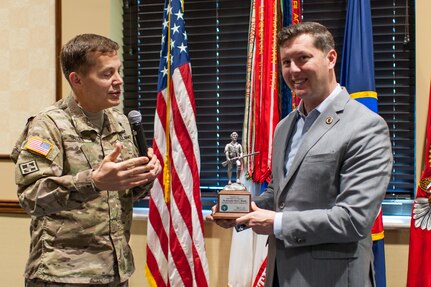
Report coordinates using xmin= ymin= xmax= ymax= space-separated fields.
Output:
xmin=280 ymin=89 xmax=351 ymax=192
xmin=274 ymin=112 xmax=298 ymax=188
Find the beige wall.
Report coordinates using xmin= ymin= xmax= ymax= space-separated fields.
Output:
xmin=61 ymin=0 xmax=123 ymax=99
xmin=0 ymin=0 xmax=56 ymax=156
xmin=0 ymin=0 xmax=429 ymax=286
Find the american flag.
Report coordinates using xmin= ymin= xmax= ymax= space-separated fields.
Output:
xmin=145 ymin=0 xmax=210 ymax=286
xmin=25 ymin=136 xmax=53 ymax=156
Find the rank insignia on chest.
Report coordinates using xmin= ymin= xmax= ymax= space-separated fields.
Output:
xmin=24 ymin=136 xmax=53 ymax=157
xmin=19 ymin=160 xmax=39 ymax=175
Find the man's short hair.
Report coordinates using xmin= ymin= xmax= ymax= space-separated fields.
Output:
xmin=60 ymin=34 xmax=119 ymax=82
xmin=278 ymin=22 xmax=335 ymax=53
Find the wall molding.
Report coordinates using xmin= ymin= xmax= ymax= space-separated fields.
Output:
xmin=0 ymin=200 xmax=24 ymax=214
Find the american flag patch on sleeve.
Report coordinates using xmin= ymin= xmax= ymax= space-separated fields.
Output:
xmin=24 ymin=136 xmax=53 ymax=156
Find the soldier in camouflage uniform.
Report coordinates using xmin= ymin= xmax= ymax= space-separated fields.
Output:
xmin=224 ymin=132 xmax=243 ymax=185
xmin=11 ymin=34 xmax=161 ymax=287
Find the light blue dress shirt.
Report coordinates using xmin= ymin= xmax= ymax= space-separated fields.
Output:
xmin=274 ymin=85 xmax=342 ymax=238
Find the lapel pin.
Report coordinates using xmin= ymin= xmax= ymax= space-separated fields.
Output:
xmin=325 ymin=116 xmax=333 ymax=125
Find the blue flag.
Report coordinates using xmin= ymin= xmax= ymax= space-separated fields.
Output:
xmin=280 ymin=0 xmax=302 ymax=118
xmin=340 ymin=1 xmax=386 ymax=286
xmin=340 ymin=0 xmax=378 ymax=112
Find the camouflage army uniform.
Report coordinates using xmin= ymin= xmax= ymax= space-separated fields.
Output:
xmin=11 ymin=95 xmax=152 ymax=284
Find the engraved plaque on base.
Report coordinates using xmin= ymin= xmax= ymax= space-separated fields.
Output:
xmin=212 ymin=186 xmax=251 ymax=220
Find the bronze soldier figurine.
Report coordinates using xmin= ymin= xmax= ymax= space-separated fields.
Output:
xmin=224 ymin=132 xmax=243 ymax=185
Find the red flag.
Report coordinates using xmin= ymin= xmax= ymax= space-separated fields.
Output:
xmin=145 ymin=0 xmax=209 ymax=286
xmin=407 ymin=82 xmax=431 ymax=287
xmin=228 ymin=0 xmax=283 ymax=286
xmin=243 ymin=0 xmax=281 ymax=183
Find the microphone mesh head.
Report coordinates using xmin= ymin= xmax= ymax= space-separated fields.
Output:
xmin=127 ymin=110 xmax=142 ymax=124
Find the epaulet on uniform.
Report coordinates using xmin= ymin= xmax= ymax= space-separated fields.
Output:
xmin=109 ymin=107 xmax=129 ymax=123
xmin=111 ymin=106 xmax=122 ymax=113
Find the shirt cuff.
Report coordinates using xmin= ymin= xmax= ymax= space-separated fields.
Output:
xmin=274 ymin=212 xmax=283 ymax=239
xmin=73 ymin=169 xmax=99 ymax=195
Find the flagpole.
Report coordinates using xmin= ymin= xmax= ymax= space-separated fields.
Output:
xmin=164 ymin=2 xmax=172 ymax=204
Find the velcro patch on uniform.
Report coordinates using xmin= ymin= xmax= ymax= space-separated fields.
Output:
xmin=24 ymin=136 xmax=53 ymax=157
xmin=19 ymin=160 xmax=39 ymax=175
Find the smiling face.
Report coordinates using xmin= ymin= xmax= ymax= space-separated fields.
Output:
xmin=280 ymin=33 xmax=338 ymax=113
xmin=69 ymin=51 xmax=123 ymax=112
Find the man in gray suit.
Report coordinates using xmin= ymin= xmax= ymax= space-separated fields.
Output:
xmin=210 ymin=22 xmax=393 ymax=286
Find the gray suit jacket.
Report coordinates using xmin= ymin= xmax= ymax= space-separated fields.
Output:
xmin=254 ymin=88 xmax=393 ymax=287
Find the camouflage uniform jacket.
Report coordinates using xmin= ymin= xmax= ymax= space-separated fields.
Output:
xmin=10 ymin=95 xmax=152 ymax=284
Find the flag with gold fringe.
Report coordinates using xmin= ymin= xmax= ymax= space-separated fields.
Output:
xmin=228 ymin=1 xmax=299 ymax=286
xmin=145 ymin=0 xmax=209 ymax=286
xmin=242 ymin=0 xmax=281 ymax=184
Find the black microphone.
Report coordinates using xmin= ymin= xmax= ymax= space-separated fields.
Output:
xmin=127 ymin=110 xmax=148 ymax=157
